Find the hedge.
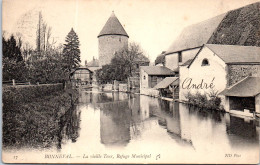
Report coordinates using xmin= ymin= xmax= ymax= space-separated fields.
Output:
xmin=2 ymin=88 xmax=79 ymax=149
xmin=3 ymin=83 xmax=63 ymax=107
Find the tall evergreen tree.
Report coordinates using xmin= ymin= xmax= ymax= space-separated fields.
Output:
xmin=62 ymin=28 xmax=81 ymax=71
xmin=2 ymin=34 xmax=27 ymax=81
xmin=3 ymin=35 xmax=23 ymax=62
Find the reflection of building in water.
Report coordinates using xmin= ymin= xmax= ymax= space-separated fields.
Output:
xmin=139 ymin=95 xmax=150 ymax=120
xmin=226 ymin=115 xmax=259 ymax=148
xmin=99 ymin=101 xmax=131 ymax=146
xmin=153 ymin=100 xmax=193 ymax=146
xmin=78 ymin=91 xmax=93 ymax=104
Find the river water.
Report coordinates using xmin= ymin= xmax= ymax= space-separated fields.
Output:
xmin=3 ymin=89 xmax=260 ymax=163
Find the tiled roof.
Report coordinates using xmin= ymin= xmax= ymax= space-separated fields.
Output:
xmin=205 ymin=44 xmax=260 ymax=63
xmin=219 ymin=77 xmax=260 ymax=97
xmin=165 ymin=2 xmax=260 ymax=55
xmin=98 ymin=12 xmax=129 ymax=38
xmin=165 ymin=13 xmax=226 ymax=55
xmin=141 ymin=66 xmax=175 ymax=76
xmin=180 ymin=59 xmax=193 ymax=66
xmin=154 ymin=77 xmax=179 ymax=89
xmin=208 ymin=2 xmax=260 ymax=47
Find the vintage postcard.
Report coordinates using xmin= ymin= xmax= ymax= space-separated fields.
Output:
xmin=2 ymin=0 xmax=260 ymax=164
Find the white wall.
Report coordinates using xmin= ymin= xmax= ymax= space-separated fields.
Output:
xmin=140 ymin=68 xmax=149 ymax=88
xmin=179 ymin=46 xmax=228 ymax=103
xmin=165 ymin=53 xmax=178 ymax=70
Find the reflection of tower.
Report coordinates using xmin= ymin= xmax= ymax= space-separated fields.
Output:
xmin=99 ymin=101 xmax=131 ymax=146
xmin=98 ymin=12 xmax=129 ymax=66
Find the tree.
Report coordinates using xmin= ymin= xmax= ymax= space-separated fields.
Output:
xmin=62 ymin=28 xmax=81 ymax=72
xmin=2 ymin=34 xmax=27 ymax=81
xmin=27 ymin=50 xmax=69 ymax=84
xmin=3 ymin=35 xmax=23 ymax=62
xmin=36 ymin=11 xmax=54 ymax=55
xmin=96 ymin=43 xmax=149 ymax=84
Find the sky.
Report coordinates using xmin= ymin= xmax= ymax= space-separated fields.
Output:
xmin=2 ymin=0 xmax=260 ymax=64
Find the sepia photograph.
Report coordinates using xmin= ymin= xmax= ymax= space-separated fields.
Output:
xmin=2 ymin=0 xmax=260 ymax=164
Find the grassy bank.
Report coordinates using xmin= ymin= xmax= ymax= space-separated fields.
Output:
xmin=2 ymin=88 xmax=79 ymax=149
xmin=3 ymin=83 xmax=63 ymax=107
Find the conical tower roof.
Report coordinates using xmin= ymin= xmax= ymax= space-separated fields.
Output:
xmin=98 ymin=12 xmax=129 ymax=38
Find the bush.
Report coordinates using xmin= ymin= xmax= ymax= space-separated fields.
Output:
xmin=185 ymin=91 xmax=222 ymax=110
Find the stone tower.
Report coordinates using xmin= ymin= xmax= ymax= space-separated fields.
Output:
xmin=98 ymin=12 xmax=129 ymax=66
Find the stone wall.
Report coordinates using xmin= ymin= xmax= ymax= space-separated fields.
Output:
xmin=227 ymin=64 xmax=260 ymax=86
xmin=103 ymin=84 xmax=113 ymax=91
xmin=140 ymin=88 xmax=160 ymax=97
xmin=119 ymin=84 xmax=128 ymax=92
xmin=98 ymin=35 xmax=128 ymax=66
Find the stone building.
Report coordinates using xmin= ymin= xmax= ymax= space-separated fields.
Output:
xmin=140 ymin=66 xmax=176 ymax=89
xmin=220 ymin=77 xmax=260 ymax=117
xmin=179 ymin=44 xmax=260 ymax=115
xmin=98 ymin=12 xmax=129 ymax=66
xmin=162 ymin=2 xmax=260 ymax=72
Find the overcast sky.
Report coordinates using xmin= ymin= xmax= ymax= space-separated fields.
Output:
xmin=3 ymin=0 xmax=259 ymax=64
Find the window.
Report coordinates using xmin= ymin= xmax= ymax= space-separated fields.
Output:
xmin=143 ymin=75 xmax=146 ymax=80
xmin=202 ymin=58 xmax=209 ymax=66
xmin=178 ymin=52 xmax=182 ymax=62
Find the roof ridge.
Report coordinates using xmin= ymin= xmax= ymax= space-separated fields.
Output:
xmin=205 ymin=44 xmax=259 ymax=48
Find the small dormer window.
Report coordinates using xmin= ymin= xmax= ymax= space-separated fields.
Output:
xmin=202 ymin=58 xmax=209 ymax=66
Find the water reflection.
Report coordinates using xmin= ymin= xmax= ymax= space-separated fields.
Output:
xmin=58 ymin=90 xmax=259 ymax=158
xmin=75 ymin=91 xmax=259 ymax=151
xmin=57 ymin=94 xmax=81 ymax=149
xmin=100 ymin=100 xmax=131 ymax=146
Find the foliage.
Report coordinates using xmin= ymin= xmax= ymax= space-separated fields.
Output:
xmin=96 ymin=43 xmax=149 ymax=84
xmin=185 ymin=91 xmax=223 ymax=110
xmin=62 ymin=28 xmax=81 ymax=72
xmin=27 ymin=53 xmax=69 ymax=84
xmin=3 ymin=83 xmax=64 ymax=109
xmin=2 ymin=89 xmax=79 ymax=149
xmin=2 ymin=57 xmax=28 ymax=81
xmin=2 ymin=35 xmax=23 ymax=62
xmin=2 ymin=35 xmax=28 ymax=81
xmin=96 ymin=64 xmax=129 ymax=84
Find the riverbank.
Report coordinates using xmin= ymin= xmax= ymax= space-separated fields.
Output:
xmin=2 ymin=88 xmax=79 ymax=149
